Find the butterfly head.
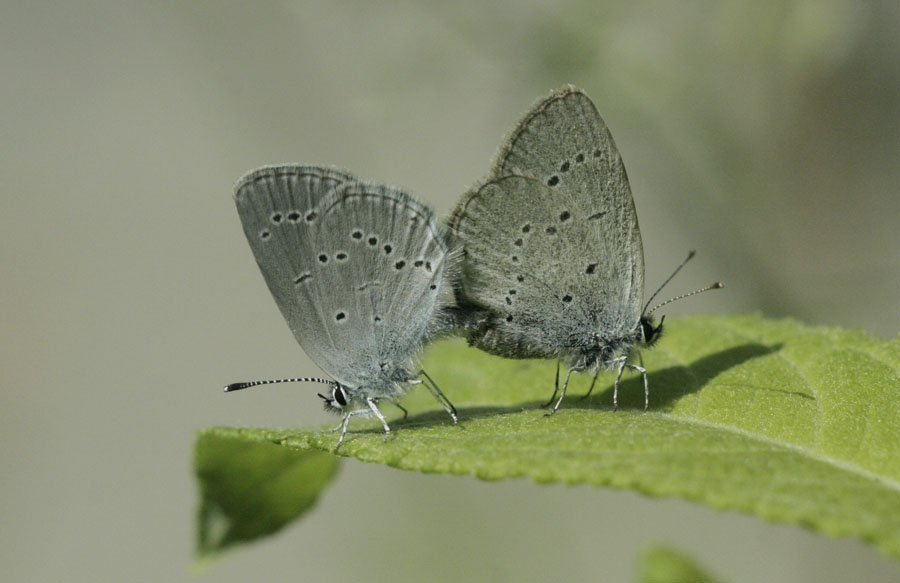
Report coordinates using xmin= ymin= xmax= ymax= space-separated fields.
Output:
xmin=317 ymin=383 xmax=351 ymax=414
xmin=639 ymin=314 xmax=665 ymax=347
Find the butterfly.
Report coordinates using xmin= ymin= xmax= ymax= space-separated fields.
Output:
xmin=227 ymin=165 xmax=460 ymax=448
xmin=450 ymin=87 xmax=722 ymax=414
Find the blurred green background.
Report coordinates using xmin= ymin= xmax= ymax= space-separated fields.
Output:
xmin=2 ymin=1 xmax=898 ymax=581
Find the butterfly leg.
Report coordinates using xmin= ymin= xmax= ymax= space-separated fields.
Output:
xmin=546 ymin=365 xmax=581 ymax=416
xmin=542 ymin=360 xmax=562 ymax=408
xmin=366 ymin=398 xmax=392 ymax=442
xmin=625 ymin=363 xmax=649 ymax=410
xmin=334 ymin=409 xmax=366 ymax=450
xmin=579 ymin=368 xmax=602 ymax=401
xmin=375 ymin=397 xmax=409 ymax=420
xmin=612 ymin=357 xmax=628 ymax=411
xmin=393 ymin=401 xmax=410 ymax=419
xmin=414 ymin=370 xmax=459 ymax=424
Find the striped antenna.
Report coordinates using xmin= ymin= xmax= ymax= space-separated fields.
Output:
xmin=642 ymin=250 xmax=725 ymax=316
xmin=224 ymin=377 xmax=335 ymax=392
xmin=642 ymin=250 xmax=696 ymax=315
xmin=646 ymin=281 xmax=725 ymax=316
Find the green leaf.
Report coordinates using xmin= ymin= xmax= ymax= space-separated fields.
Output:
xmin=194 ymin=428 xmax=340 ymax=558
xmin=636 ymin=546 xmax=722 ymax=583
xmin=194 ymin=315 xmax=900 ymax=559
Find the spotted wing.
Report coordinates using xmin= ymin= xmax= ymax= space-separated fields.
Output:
xmin=237 ymin=174 xmax=453 ymax=389
xmin=235 ymin=164 xmax=357 ymax=215
xmin=451 ymin=88 xmax=645 ymax=356
xmin=234 ymin=164 xmax=356 ymax=284
xmin=454 ymin=175 xmax=624 ymax=355
xmin=499 ymin=87 xmax=643 ymax=316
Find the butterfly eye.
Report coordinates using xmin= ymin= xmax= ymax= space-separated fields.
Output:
xmin=333 ymin=385 xmax=348 ymax=407
xmin=640 ymin=315 xmax=664 ymax=346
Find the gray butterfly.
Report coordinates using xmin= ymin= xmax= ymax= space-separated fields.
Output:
xmin=227 ymin=165 xmax=459 ymax=448
xmin=450 ymin=86 xmax=721 ymax=414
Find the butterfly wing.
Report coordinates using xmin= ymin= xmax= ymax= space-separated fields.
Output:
xmin=454 ymin=175 xmax=623 ymax=356
xmin=235 ymin=164 xmax=357 ymax=215
xmin=304 ymin=183 xmax=455 ymax=390
xmin=452 ymin=87 xmax=644 ymax=355
xmin=234 ymin=164 xmax=356 ymax=287
xmin=237 ymin=171 xmax=453 ymax=392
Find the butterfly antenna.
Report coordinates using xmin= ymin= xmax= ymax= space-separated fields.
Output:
xmin=642 ymin=250 xmax=697 ymax=315
xmin=646 ymin=281 xmax=725 ymax=316
xmin=224 ymin=377 xmax=335 ymax=392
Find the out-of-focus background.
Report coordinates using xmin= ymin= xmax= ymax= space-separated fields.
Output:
xmin=2 ymin=1 xmax=898 ymax=582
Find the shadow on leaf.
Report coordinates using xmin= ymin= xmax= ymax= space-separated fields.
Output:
xmin=338 ymin=343 xmax=782 ymax=434
xmin=594 ymin=342 xmax=783 ymax=411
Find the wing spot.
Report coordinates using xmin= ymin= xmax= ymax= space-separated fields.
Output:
xmin=287 ymin=211 xmax=301 ymax=222
xmin=511 ymin=256 xmax=519 ymax=263
xmin=414 ymin=260 xmax=424 ymax=268
xmin=506 ymin=314 xmax=513 ymax=322
xmin=562 ymin=294 xmax=572 ymax=303
xmin=368 ymin=236 xmax=378 ymax=246
xmin=547 ymin=175 xmax=560 ymax=187
xmin=352 ymin=230 xmax=363 ymax=240
xmin=545 ymin=226 xmax=557 ymax=235
xmin=270 ymin=212 xmax=283 ymax=224
xmin=383 ymin=244 xmax=393 ymax=254
xmin=294 ymin=273 xmax=311 ymax=284
xmin=394 ymin=260 xmax=406 ymax=270
xmin=559 ymin=161 xmax=570 ymax=172
xmin=575 ymin=153 xmax=585 ymax=163
xmin=522 ymin=224 xmax=531 ymax=233
xmin=508 ymin=289 xmax=517 ymax=295
xmin=593 ymin=149 xmax=603 ymax=158
xmin=374 ymin=315 xmax=382 ymax=322
xmin=425 ymin=261 xmax=433 ymax=272
xmin=318 ymin=254 xmax=328 ymax=263
xmin=305 ymin=211 xmax=318 ymax=222
xmin=336 ymin=252 xmax=348 ymax=261
xmin=516 ymin=275 xmax=524 ymax=282
xmin=358 ymin=281 xmax=380 ymax=291
xmin=335 ymin=311 xmax=346 ymax=321
xmin=588 ymin=211 xmax=607 ymax=221
xmin=430 ymin=284 xmax=437 ymax=290
xmin=260 ymin=229 xmax=271 ymax=240
xmin=559 ymin=210 xmax=571 ymax=222
xmin=585 ymin=263 xmax=597 ymax=274
xmin=505 ymin=297 xmax=512 ymax=305
xmin=514 ymin=238 xmax=523 ymax=246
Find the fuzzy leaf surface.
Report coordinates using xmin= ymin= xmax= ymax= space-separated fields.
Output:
xmin=196 ymin=315 xmax=900 ymax=558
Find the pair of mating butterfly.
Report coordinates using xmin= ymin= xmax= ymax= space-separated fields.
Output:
xmin=226 ymin=86 xmax=723 ymax=449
